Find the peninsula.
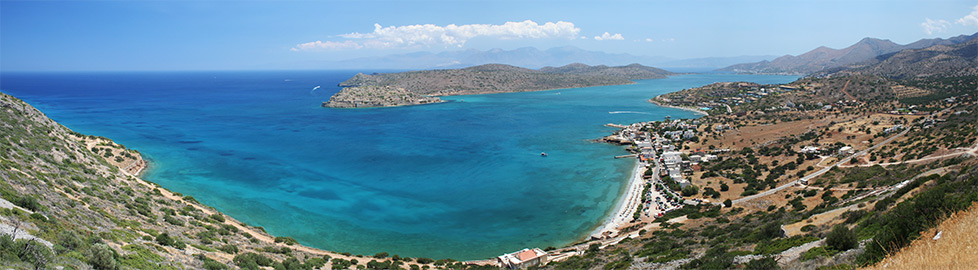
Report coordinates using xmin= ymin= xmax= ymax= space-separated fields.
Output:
xmin=324 ymin=63 xmax=674 ymax=108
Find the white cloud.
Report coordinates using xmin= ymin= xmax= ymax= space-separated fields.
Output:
xmin=921 ymin=18 xmax=951 ymax=35
xmin=292 ymin=20 xmax=581 ymax=51
xmin=958 ymin=5 xmax=978 ymax=27
xmin=645 ymin=38 xmax=654 ymax=42
xmin=594 ymin=32 xmax=624 ymax=41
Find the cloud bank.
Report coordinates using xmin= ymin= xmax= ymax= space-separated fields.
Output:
xmin=292 ymin=20 xmax=581 ymax=51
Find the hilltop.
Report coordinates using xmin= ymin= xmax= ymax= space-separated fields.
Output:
xmin=720 ymin=33 xmax=977 ymax=75
xmin=324 ymin=63 xmax=674 ymax=108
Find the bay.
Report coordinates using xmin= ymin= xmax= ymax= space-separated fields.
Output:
xmin=0 ymin=71 xmax=797 ymax=259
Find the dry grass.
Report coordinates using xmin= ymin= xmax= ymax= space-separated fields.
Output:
xmin=866 ymin=202 xmax=978 ymax=270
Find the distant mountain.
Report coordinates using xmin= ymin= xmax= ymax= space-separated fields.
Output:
xmin=720 ymin=33 xmax=978 ymax=75
xmin=326 ymin=63 xmax=674 ymax=108
xmin=818 ymin=34 xmax=978 ymax=79
xmin=538 ymin=63 xmax=674 ymax=79
xmin=323 ymin=46 xmax=775 ymax=71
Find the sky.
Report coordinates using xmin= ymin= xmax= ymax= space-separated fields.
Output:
xmin=1 ymin=0 xmax=977 ymax=71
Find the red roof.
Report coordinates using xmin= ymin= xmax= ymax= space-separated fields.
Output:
xmin=516 ymin=249 xmax=540 ymax=261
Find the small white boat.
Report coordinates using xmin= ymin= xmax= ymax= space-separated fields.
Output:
xmin=541 ymin=152 xmax=548 ymax=157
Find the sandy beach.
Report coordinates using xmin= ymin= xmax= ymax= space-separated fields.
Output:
xmin=591 ymin=160 xmax=648 ymax=238
xmin=648 ymin=97 xmax=709 ymax=116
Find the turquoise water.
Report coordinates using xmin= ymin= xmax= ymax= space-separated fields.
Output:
xmin=0 ymin=71 xmax=796 ymax=259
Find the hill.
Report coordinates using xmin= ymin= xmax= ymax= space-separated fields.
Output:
xmin=720 ymin=33 xmax=977 ymax=75
xmin=0 ymin=92 xmax=434 ymax=270
xmin=325 ymin=63 xmax=674 ymax=108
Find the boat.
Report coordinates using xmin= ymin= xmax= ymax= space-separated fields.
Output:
xmin=541 ymin=152 xmax=548 ymax=157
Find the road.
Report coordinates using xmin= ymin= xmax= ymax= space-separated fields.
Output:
xmin=733 ymin=123 xmax=912 ymax=205
xmin=733 ymin=107 xmax=962 ymax=205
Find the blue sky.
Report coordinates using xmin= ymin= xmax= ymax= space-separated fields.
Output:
xmin=2 ymin=0 xmax=977 ymax=71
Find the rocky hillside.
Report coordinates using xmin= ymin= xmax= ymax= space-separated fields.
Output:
xmin=819 ymin=34 xmax=978 ymax=79
xmin=325 ymin=63 xmax=673 ymax=108
xmin=720 ymin=33 xmax=977 ymax=75
xmin=0 ymin=92 xmax=443 ymax=270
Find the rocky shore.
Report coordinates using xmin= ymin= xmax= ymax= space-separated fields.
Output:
xmin=323 ymin=85 xmax=443 ymax=108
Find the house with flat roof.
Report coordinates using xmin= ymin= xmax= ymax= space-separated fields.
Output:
xmin=497 ymin=248 xmax=548 ymax=269
xmin=838 ymin=146 xmax=855 ymax=156
xmin=800 ymin=146 xmax=820 ymax=154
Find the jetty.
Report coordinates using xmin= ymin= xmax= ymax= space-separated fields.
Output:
xmin=615 ymin=154 xmax=638 ymax=159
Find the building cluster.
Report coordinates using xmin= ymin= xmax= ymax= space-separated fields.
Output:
xmin=621 ymin=119 xmax=723 ymax=214
xmin=703 ymin=83 xmax=797 ymax=109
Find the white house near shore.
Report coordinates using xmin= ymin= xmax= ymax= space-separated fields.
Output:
xmin=497 ymin=248 xmax=548 ymax=269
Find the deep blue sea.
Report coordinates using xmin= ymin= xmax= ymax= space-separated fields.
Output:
xmin=0 ymin=71 xmax=796 ymax=260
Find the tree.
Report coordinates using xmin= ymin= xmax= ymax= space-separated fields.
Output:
xmin=88 ymin=243 xmax=119 ymax=270
xmin=826 ymin=225 xmax=857 ymax=251
xmin=723 ymin=199 xmax=732 ymax=208
xmin=681 ymin=185 xmax=699 ymax=196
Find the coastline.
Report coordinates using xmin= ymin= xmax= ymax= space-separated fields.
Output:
xmin=648 ymin=96 xmax=709 ymax=116
xmin=590 ymin=159 xmax=647 ymax=238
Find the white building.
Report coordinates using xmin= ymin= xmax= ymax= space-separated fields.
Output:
xmin=838 ymin=146 xmax=855 ymax=156
xmin=800 ymin=146 xmax=821 ymax=154
xmin=497 ymin=248 xmax=548 ymax=269
xmin=662 ymin=151 xmax=683 ymax=167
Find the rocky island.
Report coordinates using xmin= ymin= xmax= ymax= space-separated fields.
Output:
xmin=324 ymin=63 xmax=674 ymax=108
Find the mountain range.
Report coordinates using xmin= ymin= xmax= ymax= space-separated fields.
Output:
xmin=815 ymin=34 xmax=978 ymax=80
xmin=322 ymin=46 xmax=775 ymax=71
xmin=720 ymin=33 xmax=978 ymax=75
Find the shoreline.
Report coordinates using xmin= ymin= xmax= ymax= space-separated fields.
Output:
xmin=590 ymin=159 xmax=647 ymax=238
xmin=648 ymin=96 xmax=709 ymax=116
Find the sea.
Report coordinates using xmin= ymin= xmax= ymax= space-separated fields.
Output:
xmin=0 ymin=71 xmax=797 ymax=260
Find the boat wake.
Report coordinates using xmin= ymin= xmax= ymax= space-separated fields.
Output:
xmin=609 ymin=111 xmax=652 ymax=115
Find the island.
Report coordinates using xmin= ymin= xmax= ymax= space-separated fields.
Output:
xmin=323 ymin=63 xmax=674 ymax=108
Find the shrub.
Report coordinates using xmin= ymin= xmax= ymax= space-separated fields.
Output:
xmin=202 ymin=259 xmax=228 ymax=270
xmin=217 ymin=244 xmax=238 ymax=254
xmin=88 ymin=243 xmax=119 ymax=270
xmin=273 ymin=236 xmax=298 ymax=245
xmin=233 ymin=253 xmax=274 ymax=269
xmin=744 ymin=257 xmax=779 ymax=269
xmin=208 ymin=214 xmax=225 ymax=223
xmin=155 ymin=232 xmax=185 ymax=249
xmin=13 ymin=196 xmax=44 ymax=212
xmin=826 ymin=225 xmax=857 ymax=251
